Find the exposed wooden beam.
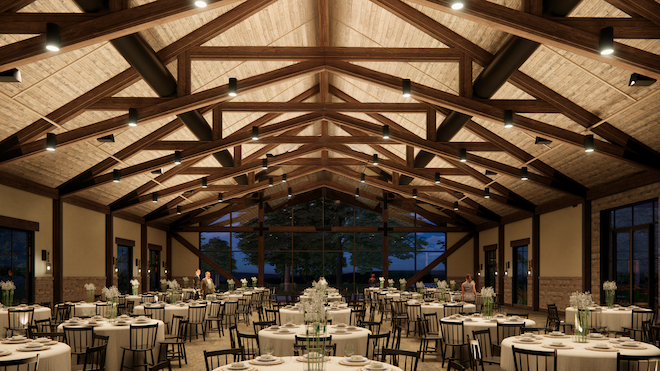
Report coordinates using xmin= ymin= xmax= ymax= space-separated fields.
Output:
xmin=171 ymin=232 xmax=239 ymax=282
xmin=605 ymin=0 xmax=660 ymax=28
xmin=0 ymin=13 xmax=101 ymax=33
xmin=406 ymin=232 xmax=476 ymax=287
xmin=188 ymin=46 xmax=463 ymax=61
xmin=0 ymin=0 xmax=275 ymax=153
xmin=545 ymin=17 xmax=660 ymax=39
xmin=177 ymin=51 xmax=191 ymax=97
xmin=0 ymin=0 xmax=36 ymax=13
xmin=0 ymin=61 xmax=324 ymax=165
xmin=318 ymin=0 xmax=330 ymax=47
xmin=217 ymin=102 xmax=429 ymax=112
xmin=0 ymin=0 xmax=246 ymax=71
xmin=405 ymin=0 xmax=660 ymax=79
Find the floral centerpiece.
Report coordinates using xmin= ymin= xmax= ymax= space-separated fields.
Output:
xmin=240 ymin=278 xmax=248 ymax=288
xmin=399 ymin=278 xmax=407 ymax=292
xmin=1 ymin=281 xmax=15 ymax=307
xmin=252 ymin=276 xmax=258 ymax=288
xmin=603 ymin=281 xmax=616 ymax=308
xmin=130 ymin=279 xmax=139 ymax=296
xmin=437 ymin=280 xmax=448 ymax=303
xmin=378 ymin=277 xmax=384 ymax=289
xmin=481 ymin=286 xmax=495 ymax=318
xmin=84 ymin=283 xmax=96 ymax=303
xmin=182 ymin=277 xmax=189 ymax=289
xmin=227 ymin=279 xmax=235 ymax=292
xmin=168 ymin=280 xmax=180 ymax=304
xmin=570 ymin=291 xmax=594 ymax=343
xmin=160 ymin=279 xmax=168 ymax=292
xmin=102 ymin=286 xmax=120 ymax=320
xmin=415 ymin=281 xmax=424 ymax=294
xmin=450 ymin=280 xmax=456 ymax=292
xmin=388 ymin=278 xmax=394 ymax=288
xmin=301 ymin=278 xmax=328 ymax=371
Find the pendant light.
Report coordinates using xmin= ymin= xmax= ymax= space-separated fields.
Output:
xmin=584 ymin=134 xmax=595 ymax=153
xmin=520 ymin=167 xmax=529 ymax=181
xmin=451 ymin=0 xmax=464 ymax=9
xmin=287 ymin=187 xmax=292 ymax=198
xmin=282 ymin=174 xmax=287 ymax=183
xmin=453 ymin=201 xmax=459 ymax=210
xmin=113 ymin=169 xmax=121 ymax=183
xmin=174 ymin=151 xmax=182 ymax=165
xmin=355 ymin=188 xmax=360 ymax=198
xmin=252 ymin=126 xmax=259 ymax=140
xmin=46 ymin=23 xmax=60 ymax=52
xmin=152 ymin=192 xmax=158 ymax=203
xmin=382 ymin=125 xmax=390 ymax=139
xmin=262 ymin=159 xmax=268 ymax=170
xmin=228 ymin=77 xmax=238 ymax=97
xmin=402 ymin=79 xmax=411 ymax=97
xmin=504 ymin=110 xmax=513 ymax=128
xmin=128 ymin=108 xmax=138 ymax=127
xmin=218 ymin=193 xmax=223 ymax=203
xmin=372 ymin=154 xmax=378 ymax=165
xmin=412 ymin=189 xmax=418 ymax=199
xmin=202 ymin=177 xmax=208 ymax=188
xmin=599 ymin=27 xmax=614 ymax=55
xmin=46 ymin=133 xmax=57 ymax=151
xmin=459 ymin=148 xmax=467 ymax=162
xmin=361 ymin=174 xmax=365 ymax=183
xmin=435 ymin=173 xmax=441 ymax=184
xmin=177 ymin=206 xmax=182 ymax=215
xmin=268 ymin=178 xmax=273 ymax=187
xmin=484 ymin=187 xmax=490 ymax=199
xmin=194 ymin=0 xmax=207 ymax=7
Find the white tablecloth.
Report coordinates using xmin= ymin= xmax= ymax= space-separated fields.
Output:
xmin=0 ymin=306 xmax=51 ymax=337
xmin=440 ymin=315 xmax=537 ymax=343
xmin=565 ymin=307 xmax=652 ymax=332
xmin=279 ymin=308 xmax=351 ymax=326
xmin=0 ymin=342 xmax=71 ymax=371
xmin=501 ymin=334 xmax=660 ymax=371
xmin=58 ymin=319 xmax=165 ymax=371
xmin=126 ymin=295 xmax=156 ymax=305
xmin=407 ymin=301 xmax=477 ymax=320
xmin=258 ymin=325 xmax=371 ymax=357
xmin=300 ymin=294 xmax=343 ymax=302
xmin=213 ymin=356 xmax=402 ymax=371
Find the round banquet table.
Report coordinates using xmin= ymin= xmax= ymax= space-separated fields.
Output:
xmin=500 ymin=333 xmax=660 ymax=371
xmin=55 ymin=302 xmax=99 ymax=318
xmin=440 ymin=315 xmax=537 ymax=343
xmin=0 ymin=306 xmax=51 ymax=338
xmin=0 ymin=341 xmax=71 ymax=371
xmin=134 ymin=301 xmax=213 ymax=323
xmin=279 ymin=307 xmax=351 ymax=326
xmin=212 ymin=356 xmax=403 ymax=371
xmin=258 ymin=325 xmax=371 ymax=357
xmin=58 ymin=318 xmax=166 ymax=371
xmin=407 ymin=301 xmax=477 ymax=320
xmin=565 ymin=306 xmax=652 ymax=332
xmin=126 ymin=295 xmax=157 ymax=305
xmin=300 ymin=294 xmax=343 ymax=302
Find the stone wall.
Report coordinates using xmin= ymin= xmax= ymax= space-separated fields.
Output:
xmin=63 ymin=277 xmax=106 ymax=302
xmin=35 ymin=276 xmax=53 ymax=306
xmin=539 ymin=276 xmax=582 ymax=310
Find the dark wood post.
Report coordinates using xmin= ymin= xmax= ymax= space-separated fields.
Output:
xmin=105 ymin=214 xmax=113 ymax=287
xmin=53 ymin=198 xmax=63 ymax=304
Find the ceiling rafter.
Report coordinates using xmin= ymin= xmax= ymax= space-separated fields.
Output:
xmin=604 ymin=0 xmax=660 ymax=28
xmin=0 ymin=0 xmax=276 ymax=153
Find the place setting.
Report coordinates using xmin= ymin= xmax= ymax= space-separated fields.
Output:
xmin=1 ymin=335 xmax=31 ymax=344
xmin=338 ymin=344 xmax=370 ymax=366
xmin=512 ymin=333 xmax=542 ymax=345
xmin=249 ymin=344 xmax=284 ymax=365
xmin=586 ymin=342 xmax=619 ymax=352
xmin=541 ymin=340 xmax=574 ymax=350
xmin=222 ymin=361 xmax=255 ymax=371
xmin=544 ymin=331 xmax=570 ymax=338
xmin=296 ymin=351 xmax=330 ymax=363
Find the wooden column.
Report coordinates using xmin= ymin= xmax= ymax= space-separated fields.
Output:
xmin=473 ymin=230 xmax=480 ymax=287
xmin=582 ymin=201 xmax=592 ymax=292
xmin=498 ymin=224 xmax=504 ymax=305
xmin=141 ymin=224 xmax=148 ymax=289
xmin=52 ymin=198 xmax=63 ymax=304
xmin=258 ymin=198 xmax=265 ymax=285
xmin=166 ymin=232 xmax=172 ymax=280
xmin=105 ymin=214 xmax=113 ymax=287
xmin=532 ymin=214 xmax=540 ymax=311
xmin=382 ymin=200 xmax=389 ymax=281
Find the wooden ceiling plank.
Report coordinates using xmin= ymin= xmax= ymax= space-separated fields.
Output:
xmin=546 ymin=17 xmax=660 ymax=39
xmin=0 ymin=61 xmax=324 ymax=165
xmin=0 ymin=0 xmax=277 ymax=153
xmin=217 ymin=102 xmax=429 ymax=112
xmin=405 ymin=0 xmax=660 ymax=79
xmin=189 ymin=46 xmax=463 ymax=61
xmin=0 ymin=13 xmax=101 ymax=33
xmin=0 ymin=0 xmax=247 ymax=71
xmin=0 ymin=0 xmax=36 ymax=13
xmin=605 ymin=0 xmax=660 ymax=28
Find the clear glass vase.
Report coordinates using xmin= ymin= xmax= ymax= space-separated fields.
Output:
xmin=87 ymin=290 xmax=94 ymax=303
xmin=573 ymin=309 xmax=589 ymax=343
xmin=132 ymin=287 xmax=138 ymax=296
xmin=483 ymin=297 xmax=493 ymax=319
xmin=606 ymin=290 xmax=615 ymax=308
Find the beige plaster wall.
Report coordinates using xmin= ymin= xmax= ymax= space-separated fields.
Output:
xmin=504 ymin=218 xmax=533 ymax=269
xmin=148 ymin=227 xmax=167 ymax=278
xmin=540 ymin=205 xmax=582 ymax=277
xmin=63 ymin=203 xmax=105 ymax=277
xmin=446 ymin=232 xmax=474 ymax=280
xmin=114 ymin=217 xmax=141 ymax=277
xmin=0 ymin=185 xmax=53 ymax=278
xmin=172 ymin=232 xmax=199 ymax=278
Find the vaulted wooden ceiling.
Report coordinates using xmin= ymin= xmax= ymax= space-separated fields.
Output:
xmin=0 ymin=0 xmax=659 ymax=229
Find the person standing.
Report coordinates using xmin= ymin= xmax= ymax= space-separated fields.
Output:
xmin=461 ymin=274 xmax=477 ymax=303
xmin=201 ymin=271 xmax=213 ymax=296
xmin=368 ymin=273 xmax=376 ymax=287
xmin=192 ymin=269 xmax=202 ymax=289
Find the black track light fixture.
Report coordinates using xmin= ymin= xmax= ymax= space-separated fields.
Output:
xmin=459 ymin=148 xmax=467 ymax=162
xmin=46 ymin=23 xmax=60 ymax=52
xmin=520 ymin=166 xmax=529 ymax=181
xmin=599 ymin=27 xmax=614 ymax=55
xmin=584 ymin=134 xmax=595 ymax=153
xmin=282 ymin=174 xmax=287 ymax=183
xmin=288 ymin=187 xmax=292 ymax=198
xmin=382 ymin=125 xmax=390 ymax=139
xmin=629 ymin=73 xmax=656 ymax=87
xmin=262 ymin=159 xmax=268 ymax=170
xmin=372 ymin=154 xmax=378 ymax=165
xmin=252 ymin=126 xmax=259 ymax=140
xmin=361 ymin=174 xmax=365 ymax=183
xmin=202 ymin=177 xmax=208 ymax=188
xmin=177 ymin=205 xmax=182 ymax=215
xmin=402 ymin=79 xmax=411 ymax=97
xmin=453 ymin=201 xmax=459 ymax=210
xmin=128 ymin=108 xmax=138 ymax=127
xmin=435 ymin=173 xmax=441 ymax=184
xmin=174 ymin=151 xmax=182 ymax=165
xmin=504 ymin=110 xmax=513 ymax=128
xmin=152 ymin=192 xmax=158 ymax=203
xmin=228 ymin=77 xmax=238 ymax=97
xmin=218 ymin=193 xmax=223 ymax=203
xmin=355 ymin=188 xmax=360 ymax=198
xmin=0 ymin=68 xmax=21 ymax=83
xmin=535 ymin=137 xmax=552 ymax=145
xmin=484 ymin=187 xmax=490 ymax=199
xmin=113 ymin=169 xmax=121 ymax=183
xmin=268 ymin=178 xmax=273 ymax=187
xmin=46 ymin=133 xmax=57 ymax=151
xmin=412 ymin=189 xmax=418 ymax=199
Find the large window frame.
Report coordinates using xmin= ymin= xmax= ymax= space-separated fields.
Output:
xmin=0 ymin=227 xmax=34 ymax=304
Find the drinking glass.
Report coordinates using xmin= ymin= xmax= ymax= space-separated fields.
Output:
xmin=263 ymin=343 xmax=274 ymax=356
xmin=344 ymin=343 xmax=354 ymax=358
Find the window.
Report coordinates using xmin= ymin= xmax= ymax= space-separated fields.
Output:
xmin=116 ymin=245 xmax=132 ymax=294
xmin=0 ymin=228 xmax=33 ymax=304
xmin=513 ymin=245 xmax=528 ymax=305
xmin=148 ymin=249 xmax=160 ymax=291
xmin=484 ymin=248 xmax=497 ymax=288
xmin=603 ymin=199 xmax=658 ymax=307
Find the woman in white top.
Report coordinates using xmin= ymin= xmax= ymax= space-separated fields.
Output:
xmin=461 ymin=274 xmax=477 ymax=302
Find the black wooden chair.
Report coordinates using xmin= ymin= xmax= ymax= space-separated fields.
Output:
xmin=617 ymin=354 xmax=660 ymax=371
xmin=0 ymin=355 xmax=39 ymax=371
xmin=205 ymin=301 xmax=225 ymax=337
xmin=511 ymin=346 xmax=557 ymax=371
xmin=149 ymin=360 xmax=172 ymax=371
xmin=80 ymin=344 xmax=108 ymax=371
xmin=120 ymin=323 xmax=159 ymax=370
xmin=63 ymin=326 xmax=95 ymax=365
xmin=366 ymin=332 xmax=390 ymax=361
xmin=382 ymin=349 xmax=420 ymax=371
xmin=440 ymin=320 xmax=467 ymax=367
xmin=237 ymin=331 xmax=260 ymax=360
xmin=6 ymin=308 xmax=34 ymax=336
xmin=204 ymin=348 xmax=243 ymax=371
xmin=159 ymin=318 xmax=188 ymax=367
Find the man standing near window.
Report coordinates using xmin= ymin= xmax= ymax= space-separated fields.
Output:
xmin=192 ymin=269 xmax=202 ymax=289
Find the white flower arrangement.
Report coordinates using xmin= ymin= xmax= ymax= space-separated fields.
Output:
xmin=569 ymin=291 xmax=594 ymax=309
xmin=169 ymin=280 xmax=180 ymax=291
xmin=603 ymin=281 xmax=617 ymax=291
xmin=160 ymin=279 xmax=167 ymax=285
xmin=227 ymin=279 xmax=235 ymax=285
xmin=130 ymin=279 xmax=140 ymax=287
xmin=182 ymin=277 xmax=189 ymax=282
xmin=379 ymin=277 xmax=384 ymax=282
xmin=480 ymin=286 xmax=495 ymax=299
xmin=437 ymin=280 xmax=448 ymax=289
xmin=1 ymin=281 xmax=16 ymax=290
xmin=302 ymin=278 xmax=328 ymax=323
xmin=240 ymin=278 xmax=248 ymax=286
xmin=83 ymin=283 xmax=96 ymax=291
xmin=102 ymin=286 xmax=120 ymax=300
xmin=415 ymin=281 xmax=424 ymax=289
xmin=450 ymin=280 xmax=456 ymax=286
xmin=251 ymin=276 xmax=257 ymax=282
xmin=434 ymin=278 xmax=439 ymax=283
xmin=399 ymin=278 xmax=407 ymax=285
xmin=388 ymin=279 xmax=394 ymax=284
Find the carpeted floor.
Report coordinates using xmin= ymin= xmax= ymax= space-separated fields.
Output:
xmin=165 ymin=305 xmax=549 ymax=371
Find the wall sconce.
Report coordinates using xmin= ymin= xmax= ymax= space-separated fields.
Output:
xmin=528 ymin=259 xmax=533 ymax=276
xmin=136 ymin=259 xmax=141 ymax=274
xmin=113 ymin=257 xmax=118 ymax=273
xmin=505 ymin=261 xmax=510 ymax=276
xmin=477 ymin=263 xmax=483 ymax=276
xmin=42 ymin=250 xmax=51 ymax=272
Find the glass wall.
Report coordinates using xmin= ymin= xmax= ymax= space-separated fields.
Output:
xmin=0 ymin=228 xmax=32 ymax=303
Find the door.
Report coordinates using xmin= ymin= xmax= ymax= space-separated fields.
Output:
xmin=149 ymin=249 xmax=160 ymax=291
xmin=117 ymin=245 xmax=132 ymax=294
xmin=614 ymin=226 xmax=658 ymax=306
xmin=485 ymin=249 xmax=496 ymax=288
xmin=513 ymin=246 xmax=528 ymax=305
xmin=0 ymin=228 xmax=32 ymax=304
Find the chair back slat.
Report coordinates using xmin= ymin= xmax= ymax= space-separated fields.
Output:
xmin=204 ymin=348 xmax=243 ymax=371
xmin=511 ymin=346 xmax=557 ymax=371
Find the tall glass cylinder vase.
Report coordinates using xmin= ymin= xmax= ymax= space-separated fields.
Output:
xmin=379 ymin=282 xmax=383 ymax=289
xmin=2 ymin=290 xmax=7 ymax=307
xmin=170 ymin=289 xmax=177 ymax=304
xmin=9 ymin=290 xmax=13 ymax=307
xmin=439 ymin=289 xmax=446 ymax=303
xmin=606 ymin=290 xmax=615 ymax=309
xmin=87 ymin=290 xmax=94 ymax=303
xmin=400 ymin=284 xmax=406 ymax=292
xmin=573 ymin=309 xmax=589 ymax=343
xmin=132 ymin=286 xmax=138 ymax=296
xmin=483 ymin=297 xmax=493 ymax=319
